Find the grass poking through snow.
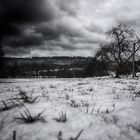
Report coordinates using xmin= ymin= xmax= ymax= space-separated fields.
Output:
xmin=15 ymin=106 xmax=46 ymax=123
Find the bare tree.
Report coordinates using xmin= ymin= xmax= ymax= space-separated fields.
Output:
xmin=96 ymin=23 xmax=140 ymax=78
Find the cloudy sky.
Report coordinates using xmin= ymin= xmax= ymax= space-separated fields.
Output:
xmin=0 ymin=0 xmax=140 ymax=57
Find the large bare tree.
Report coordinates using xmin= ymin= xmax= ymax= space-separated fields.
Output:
xmin=96 ymin=23 xmax=140 ymax=78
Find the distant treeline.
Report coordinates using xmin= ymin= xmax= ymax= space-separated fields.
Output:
xmin=1 ymin=57 xmax=91 ymax=78
xmin=1 ymin=57 xmax=140 ymax=78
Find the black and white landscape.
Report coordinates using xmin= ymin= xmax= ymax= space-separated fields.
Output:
xmin=0 ymin=0 xmax=140 ymax=140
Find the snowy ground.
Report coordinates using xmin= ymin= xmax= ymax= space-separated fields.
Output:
xmin=0 ymin=77 xmax=140 ymax=140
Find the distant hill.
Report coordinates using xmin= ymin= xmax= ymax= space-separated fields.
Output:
xmin=4 ymin=56 xmax=92 ymax=66
xmin=3 ymin=56 xmax=92 ymax=78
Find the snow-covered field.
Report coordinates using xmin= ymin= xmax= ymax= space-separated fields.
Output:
xmin=0 ymin=77 xmax=140 ymax=140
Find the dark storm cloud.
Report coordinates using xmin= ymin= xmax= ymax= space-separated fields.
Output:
xmin=3 ymin=46 xmax=31 ymax=56
xmin=35 ymin=21 xmax=83 ymax=41
xmin=0 ymin=0 xmax=53 ymax=39
xmin=35 ymin=24 xmax=60 ymax=41
xmin=6 ymin=32 xmax=44 ymax=48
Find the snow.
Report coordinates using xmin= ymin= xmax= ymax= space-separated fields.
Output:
xmin=0 ymin=77 xmax=140 ymax=140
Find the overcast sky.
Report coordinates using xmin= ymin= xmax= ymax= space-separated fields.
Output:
xmin=1 ymin=0 xmax=140 ymax=57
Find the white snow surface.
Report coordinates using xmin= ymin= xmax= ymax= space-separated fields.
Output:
xmin=0 ymin=77 xmax=140 ymax=140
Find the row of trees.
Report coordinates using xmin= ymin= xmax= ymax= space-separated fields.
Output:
xmin=95 ymin=23 xmax=140 ymax=78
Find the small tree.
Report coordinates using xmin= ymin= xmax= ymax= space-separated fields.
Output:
xmin=95 ymin=44 xmax=110 ymax=76
xmin=85 ymin=57 xmax=109 ymax=77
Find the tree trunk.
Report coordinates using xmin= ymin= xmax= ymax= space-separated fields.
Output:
xmin=115 ymin=66 xmax=120 ymax=78
xmin=132 ymin=43 xmax=136 ymax=78
xmin=115 ymin=73 xmax=119 ymax=78
xmin=100 ymin=53 xmax=104 ymax=77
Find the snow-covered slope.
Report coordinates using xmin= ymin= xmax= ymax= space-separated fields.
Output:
xmin=0 ymin=77 xmax=140 ymax=140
